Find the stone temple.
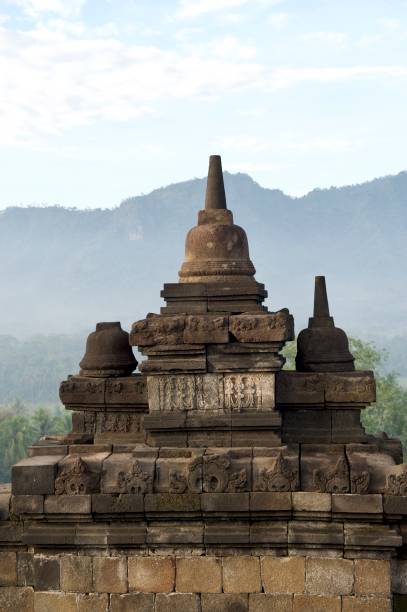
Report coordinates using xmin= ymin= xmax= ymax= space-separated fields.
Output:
xmin=1 ymin=155 xmax=407 ymax=611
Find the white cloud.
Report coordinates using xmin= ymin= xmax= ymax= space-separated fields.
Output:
xmin=268 ymin=12 xmax=290 ymax=28
xmin=8 ymin=0 xmax=86 ymax=17
xmin=176 ymin=0 xmax=283 ymax=20
xmin=212 ymin=35 xmax=256 ymax=59
xmin=378 ymin=17 xmax=402 ymax=31
xmin=300 ymin=31 xmax=347 ymax=45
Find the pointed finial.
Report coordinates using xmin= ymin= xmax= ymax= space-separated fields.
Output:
xmin=205 ymin=155 xmax=227 ymax=210
xmin=314 ymin=276 xmax=330 ymax=318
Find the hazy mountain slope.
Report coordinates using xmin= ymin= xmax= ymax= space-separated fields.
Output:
xmin=0 ymin=171 xmax=406 ymax=338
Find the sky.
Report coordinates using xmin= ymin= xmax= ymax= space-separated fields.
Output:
xmin=1 ymin=0 xmax=407 ymax=209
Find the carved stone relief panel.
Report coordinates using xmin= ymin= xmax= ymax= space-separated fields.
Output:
xmin=155 ymin=449 xmax=203 ymax=493
xmin=253 ymin=446 xmax=299 ymax=492
xmin=147 ymin=374 xmax=224 ymax=413
xmin=101 ymin=451 xmax=157 ymax=494
xmin=203 ymin=448 xmax=252 ymax=492
xmin=223 ymin=373 xmax=275 ymax=412
xmin=96 ymin=412 xmax=142 ymax=434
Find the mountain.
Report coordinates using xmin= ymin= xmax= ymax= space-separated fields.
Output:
xmin=0 ymin=170 xmax=406 ymax=339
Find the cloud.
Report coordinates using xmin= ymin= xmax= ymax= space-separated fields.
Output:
xmin=7 ymin=0 xmax=86 ymax=17
xmin=268 ymin=12 xmax=290 ymax=28
xmin=176 ymin=0 xmax=283 ymax=20
xmin=299 ymin=31 xmax=348 ymax=45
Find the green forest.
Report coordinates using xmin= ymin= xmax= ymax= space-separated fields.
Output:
xmin=0 ymin=336 xmax=406 ymax=484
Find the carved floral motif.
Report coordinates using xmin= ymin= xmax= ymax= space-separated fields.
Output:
xmin=203 ymin=454 xmax=248 ymax=492
xmin=386 ymin=472 xmax=407 ymax=495
xmin=169 ymin=457 xmax=202 ymax=493
xmin=351 ymin=471 xmax=370 ymax=494
xmin=117 ymin=461 xmax=152 ymax=494
xmin=255 ymin=452 xmax=299 ymax=492
xmin=55 ymin=457 xmax=97 ymax=495
xmin=314 ymin=456 xmax=349 ymax=493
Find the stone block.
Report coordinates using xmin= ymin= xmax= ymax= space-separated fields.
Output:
xmin=288 ymin=521 xmax=343 ymax=546
xmin=250 ymin=521 xmax=287 ymax=545
xmin=33 ymin=556 xmax=60 ymax=591
xmin=145 ymin=493 xmax=201 ymax=515
xmin=394 ymin=594 xmax=407 ymax=612
xmin=250 ymin=492 xmax=291 ymax=516
xmin=92 ymin=493 xmax=144 ymax=514
xmin=93 ymin=557 xmax=127 ymax=593
xmin=110 ymin=593 xmax=154 ymax=612
xmin=229 ymin=310 xmax=293 ymax=343
xmin=55 ymin=452 xmax=108 ymax=495
xmin=107 ymin=523 xmax=147 ymax=545
xmin=249 ymin=594 xmax=292 ymax=612
xmin=11 ymin=495 xmax=43 ymax=514
xmin=332 ymin=410 xmax=367 ymax=443
xmin=0 ymin=552 xmax=17 ymax=586
xmin=205 ymin=521 xmax=249 ymax=544
xmin=128 ymin=557 xmax=175 ymax=592
xmin=301 ymin=444 xmax=349 ymax=493
xmin=155 ymin=593 xmax=199 ymax=612
xmin=0 ymin=493 xmax=10 ymax=520
xmin=17 ymin=552 xmax=34 ymax=586
xmin=384 ymin=495 xmax=407 ymax=516
xmin=202 ymin=492 xmax=249 ymax=514
xmin=346 ymin=444 xmax=395 ymax=493
xmin=201 ymin=593 xmax=249 ymax=612
xmin=282 ymin=410 xmax=331 ymax=443
xmin=293 ymin=594 xmax=341 ymax=611
xmin=252 ymin=446 xmax=299 ymax=492
xmin=223 ymin=556 xmax=261 ymax=593
xmin=101 ymin=451 xmax=155 ymax=494
xmin=104 ymin=374 xmax=148 ymax=406
xmin=292 ymin=491 xmax=331 ymax=513
xmin=354 ymin=559 xmax=390 ymax=595
xmin=12 ymin=455 xmax=64 ymax=495
xmin=44 ymin=494 xmax=91 ymax=514
xmin=176 ymin=557 xmax=222 ymax=593
xmin=34 ymin=592 xmax=77 ymax=612
xmin=184 ymin=314 xmax=229 ymax=343
xmin=325 ymin=371 xmax=376 ymax=404
xmin=148 ymin=522 xmax=203 ymax=545
xmin=0 ymin=587 xmax=34 ymax=612
xmin=392 ymin=559 xmax=407 ymax=594
xmin=345 ymin=523 xmax=401 ymax=549
xmin=342 ymin=596 xmax=391 ymax=611
xmin=60 ymin=555 xmax=93 ymax=592
xmin=59 ymin=375 xmax=105 ymax=406
xmin=75 ymin=523 xmax=108 ymax=546
xmin=306 ymin=557 xmax=354 ymax=595
xmin=77 ymin=593 xmax=109 ymax=612
xmin=332 ymin=494 xmax=383 ymax=516
xmin=276 ymin=371 xmax=325 ymax=405
xmin=203 ymin=448 xmax=252 ymax=493
xmin=155 ymin=448 xmax=203 ymax=494
xmin=262 ymin=556 xmax=305 ymax=593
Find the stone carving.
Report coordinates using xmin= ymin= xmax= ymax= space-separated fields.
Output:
xmin=168 ymin=457 xmax=202 ymax=494
xmin=230 ymin=309 xmax=294 ymax=343
xmin=351 ymin=471 xmax=370 ymax=494
xmin=314 ymin=456 xmax=350 ymax=493
xmin=203 ymin=454 xmax=248 ymax=492
xmin=149 ymin=374 xmax=224 ymax=412
xmin=84 ymin=412 xmax=96 ymax=434
xmin=98 ymin=413 xmax=141 ymax=433
xmin=55 ymin=457 xmax=97 ymax=495
xmin=224 ymin=375 xmax=261 ymax=411
xmin=184 ymin=314 xmax=229 ymax=344
xmin=325 ymin=373 xmax=376 ymax=404
xmin=255 ymin=452 xmax=299 ymax=492
xmin=385 ymin=470 xmax=407 ymax=495
xmin=117 ymin=461 xmax=152 ymax=494
xmin=130 ymin=314 xmax=185 ymax=346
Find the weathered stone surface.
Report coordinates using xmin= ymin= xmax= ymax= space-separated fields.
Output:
xmin=346 ymin=444 xmax=395 ymax=493
xmin=11 ymin=495 xmax=43 ymax=514
xmin=305 ymin=557 xmax=354 ymax=595
xmin=250 ymin=521 xmax=287 ymax=545
xmin=392 ymin=559 xmax=407 ymax=594
xmin=325 ymin=372 xmax=376 ymax=404
xmin=12 ymin=455 xmax=64 ymax=495
xmin=282 ymin=409 xmax=331 ymax=443
xmin=92 ymin=493 xmax=144 ymax=514
xmin=0 ymin=493 xmax=10 ymax=520
xmin=262 ymin=556 xmax=305 ymax=593
xmin=60 ymin=376 xmax=105 ymax=406
xmin=93 ymin=557 xmax=127 ymax=593
xmin=184 ymin=314 xmax=229 ymax=343
xmin=128 ymin=557 xmax=175 ymax=592
xmin=252 ymin=446 xmax=299 ymax=492
xmin=101 ymin=451 xmax=155 ymax=494
xmin=148 ymin=374 xmax=223 ymax=412
xmin=345 ymin=523 xmax=401 ymax=548
xmin=155 ymin=448 xmax=203 ymax=494
xmin=77 ymin=593 xmax=109 ymax=612
xmin=276 ymin=371 xmax=324 ymax=405
xmin=201 ymin=492 xmax=249 ymax=514
xmin=354 ymin=559 xmax=390 ymax=595
xmin=17 ymin=552 xmax=34 ymax=586
xmin=0 ymin=552 xmax=17 ymax=586
xmin=44 ymin=494 xmax=91 ymax=514
xmin=203 ymin=449 xmax=252 ymax=493
xmin=107 ymin=523 xmax=147 ymax=545
xmin=332 ymin=494 xmax=383 ymax=516
xmin=222 ymin=556 xmax=261 ymax=593
xmin=148 ymin=522 xmax=203 ymax=545
xmin=293 ymin=594 xmax=341 ymax=611
xmin=384 ymin=495 xmax=407 ymax=516
xmin=229 ymin=310 xmax=293 ymax=343
xmin=250 ymin=492 xmax=291 ymax=515
xmin=288 ymin=521 xmax=343 ymax=546
xmin=33 ymin=556 xmax=60 ymax=591
xmin=145 ymin=493 xmax=200 ymax=515
xmin=110 ymin=593 xmax=154 ymax=612
xmin=208 ymin=345 xmax=282 ymax=374
xmin=205 ymin=521 xmax=249 ymax=545
xmin=342 ymin=596 xmax=391 ymax=611
xmin=301 ymin=444 xmax=349 ymax=493
xmin=292 ymin=491 xmax=331 ymax=513
xmin=131 ymin=314 xmax=185 ymax=346
xmin=60 ymin=555 xmax=92 ymax=593
xmin=55 ymin=453 xmax=107 ymax=495
xmin=394 ymin=594 xmax=407 ymax=611
xmin=34 ymin=592 xmax=77 ymax=612
xmin=249 ymin=593 xmax=292 ymax=612
xmin=176 ymin=557 xmax=222 ymax=593
xmin=201 ymin=593 xmax=249 ymax=612
xmin=0 ymin=587 xmax=33 ymax=612
xmin=384 ymin=463 xmax=407 ymax=495
xmin=155 ymin=593 xmax=199 ymax=612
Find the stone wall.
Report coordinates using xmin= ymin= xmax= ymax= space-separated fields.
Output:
xmin=2 ymin=550 xmax=407 ymax=611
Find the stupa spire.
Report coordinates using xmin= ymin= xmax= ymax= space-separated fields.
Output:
xmin=204 ymin=155 xmax=227 ymax=210
xmin=314 ymin=276 xmax=330 ymax=318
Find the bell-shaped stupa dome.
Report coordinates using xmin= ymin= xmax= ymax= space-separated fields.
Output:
xmin=79 ymin=321 xmax=137 ymax=377
xmin=179 ymin=155 xmax=256 ymax=283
